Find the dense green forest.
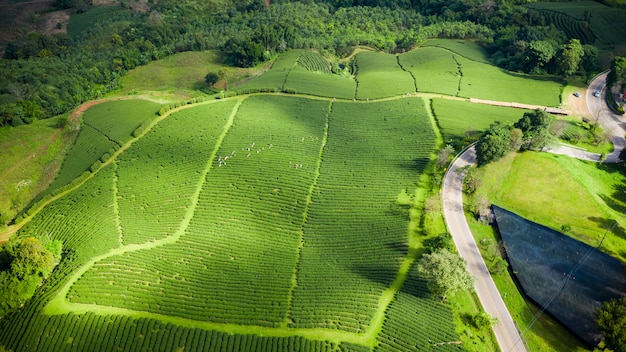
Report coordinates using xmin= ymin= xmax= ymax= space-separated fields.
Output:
xmin=0 ymin=0 xmax=622 ymax=126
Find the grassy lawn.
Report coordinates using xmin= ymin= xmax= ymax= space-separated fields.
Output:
xmin=431 ymin=98 xmax=527 ymax=143
xmin=0 ymin=116 xmax=77 ymax=226
xmin=120 ymin=50 xmax=270 ymax=97
xmin=477 ymin=151 xmax=626 ymax=263
xmin=120 ymin=51 xmax=222 ymax=95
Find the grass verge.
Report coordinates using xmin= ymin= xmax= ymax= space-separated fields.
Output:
xmin=466 ymin=216 xmax=589 ymax=352
xmin=0 ymin=116 xmax=77 ymax=227
xmin=476 ymin=151 xmax=626 ymax=262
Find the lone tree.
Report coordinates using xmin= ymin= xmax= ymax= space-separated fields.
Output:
xmin=475 ymin=121 xmax=512 ymax=166
xmin=435 ymin=144 xmax=455 ymax=170
xmin=514 ymin=109 xmax=553 ymax=151
xmin=204 ymin=72 xmax=219 ymax=88
xmin=596 ymin=297 xmax=626 ymax=352
xmin=417 ymin=249 xmax=475 ymax=300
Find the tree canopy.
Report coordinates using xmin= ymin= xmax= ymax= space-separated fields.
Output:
xmin=607 ymin=56 xmax=626 ymax=89
xmin=416 ymin=249 xmax=475 ymax=300
xmin=558 ymin=39 xmax=584 ymax=76
xmin=596 ymin=297 xmax=626 ymax=352
xmin=0 ymin=0 xmax=605 ymax=126
xmin=475 ymin=109 xmax=553 ymax=166
xmin=513 ymin=109 xmax=553 ymax=151
xmin=0 ymin=237 xmax=62 ymax=318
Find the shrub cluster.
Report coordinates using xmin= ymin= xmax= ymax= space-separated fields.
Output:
xmin=0 ymin=237 xmax=63 ymax=318
xmin=476 ymin=109 xmax=553 ymax=166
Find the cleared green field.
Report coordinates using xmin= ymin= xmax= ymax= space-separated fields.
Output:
xmin=0 ymin=117 xmax=73 ymax=225
xmin=67 ymin=6 xmax=127 ymax=40
xmin=457 ymin=56 xmax=563 ymax=106
xmin=479 ymin=152 xmax=626 ymax=263
xmin=399 ymin=47 xmax=460 ymax=96
xmin=121 ymin=51 xmax=224 ymax=94
xmin=423 ymin=39 xmax=490 ymax=63
xmin=284 ymin=67 xmax=356 ymax=99
xmin=431 ymin=98 xmax=526 ymax=140
xmin=353 ymin=52 xmax=416 ymax=99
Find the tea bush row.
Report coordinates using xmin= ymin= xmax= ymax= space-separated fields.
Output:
xmin=116 ymin=100 xmax=237 ymax=244
xmin=290 ymin=99 xmax=436 ymax=332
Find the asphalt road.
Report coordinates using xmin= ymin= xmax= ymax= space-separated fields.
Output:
xmin=441 ymin=72 xmax=626 ymax=352
xmin=587 ymin=72 xmax=626 ymax=162
xmin=543 ymin=144 xmax=601 ymax=162
xmin=442 ymin=147 xmax=527 ymax=352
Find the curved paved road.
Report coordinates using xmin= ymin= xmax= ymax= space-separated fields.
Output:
xmin=441 ymin=72 xmax=626 ymax=352
xmin=587 ymin=72 xmax=626 ymax=162
xmin=546 ymin=72 xmax=625 ymax=162
xmin=442 ymin=147 xmax=527 ymax=352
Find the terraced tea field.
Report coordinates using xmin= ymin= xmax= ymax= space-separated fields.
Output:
xmin=0 ymin=96 xmax=462 ymax=351
xmin=353 ymin=52 xmax=415 ymax=99
xmin=39 ymin=99 xmax=160 ymax=200
xmin=527 ymin=1 xmax=626 ymax=47
xmin=0 ymin=42 xmax=572 ymax=351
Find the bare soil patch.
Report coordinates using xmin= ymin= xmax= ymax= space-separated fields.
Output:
xmin=38 ymin=9 xmax=71 ymax=36
xmin=563 ymin=90 xmax=593 ymax=120
xmin=0 ymin=0 xmax=56 ymax=46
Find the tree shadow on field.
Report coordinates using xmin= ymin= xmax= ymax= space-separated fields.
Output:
xmin=352 ymin=260 xmax=432 ymax=299
xmin=192 ymin=80 xmax=207 ymax=90
xmin=352 ymin=262 xmax=399 ymax=288
xmin=384 ymin=240 xmax=409 ymax=256
xmin=397 ymin=157 xmax=431 ymax=173
xmin=587 ymin=216 xmax=626 ymax=241
xmin=398 ymin=269 xmax=434 ymax=299
xmin=599 ymin=182 xmax=626 ymax=213
xmin=595 ymin=162 xmax=625 ymax=175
